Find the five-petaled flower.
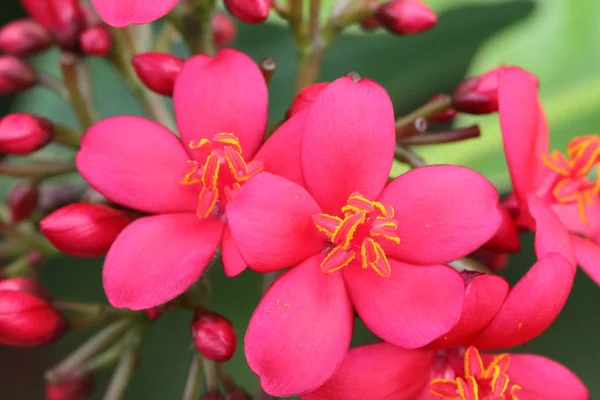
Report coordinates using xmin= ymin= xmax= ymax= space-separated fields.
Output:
xmin=226 ymin=75 xmax=504 ymax=396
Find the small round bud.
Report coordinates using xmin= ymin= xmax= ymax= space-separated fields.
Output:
xmin=191 ymin=311 xmax=237 ymax=362
xmin=224 ymin=0 xmax=271 ymax=24
xmin=224 ymin=388 xmax=252 ymax=400
xmin=201 ymin=392 xmax=224 ymax=400
xmin=145 ymin=307 xmax=162 ymax=321
xmin=26 ymin=251 xmax=45 ymax=268
xmin=360 ymin=16 xmax=381 ymax=31
xmin=131 ymin=52 xmax=184 ymax=96
xmin=212 ymin=12 xmax=237 ymax=47
xmin=21 ymin=0 xmax=86 ymax=51
xmin=0 ymin=113 xmax=52 ymax=154
xmin=376 ymin=0 xmax=437 ymax=35
xmin=46 ymin=375 xmax=94 ymax=400
xmin=40 ymin=203 xmax=131 ymax=257
xmin=427 ymin=94 xmax=457 ymax=124
xmin=452 ymin=69 xmax=501 ymax=114
xmin=288 ymin=82 xmax=329 ymax=117
xmin=0 ymin=19 xmax=52 ymax=56
xmin=79 ymin=25 xmax=112 ymax=57
xmin=0 ymin=57 xmax=38 ymax=95
xmin=8 ymin=180 xmax=39 ymax=223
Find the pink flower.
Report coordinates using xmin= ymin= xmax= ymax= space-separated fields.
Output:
xmin=76 ymin=48 xmax=303 ymax=310
xmin=498 ymin=66 xmax=600 ymax=285
xmin=303 ymin=343 xmax=588 ymax=400
xmin=226 ymin=76 xmax=503 ymax=396
xmin=90 ymin=0 xmax=179 ymax=27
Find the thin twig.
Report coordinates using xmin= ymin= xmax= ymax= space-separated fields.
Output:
xmin=182 ymin=353 xmax=203 ymax=400
xmin=395 ymin=94 xmax=452 ymax=129
xmin=398 ymin=125 xmax=481 ymax=146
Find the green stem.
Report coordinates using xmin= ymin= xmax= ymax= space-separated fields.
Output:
xmin=60 ymin=53 xmax=97 ymax=130
xmin=295 ymin=46 xmax=326 ymax=94
xmin=53 ymin=123 xmax=81 ymax=148
xmin=103 ymin=332 xmax=140 ymax=400
xmin=0 ymin=160 xmax=76 ymax=178
xmin=180 ymin=0 xmax=215 ymax=55
xmin=182 ymin=353 xmax=203 ymax=400
xmin=398 ymin=125 xmax=481 ymax=146
xmin=0 ymin=220 xmax=57 ymax=256
xmin=394 ymin=146 xmax=426 ymax=169
xmin=38 ymin=73 xmax=69 ymax=100
xmin=81 ymin=339 xmax=126 ymax=374
xmin=202 ymin=357 xmax=219 ymax=393
xmin=395 ymin=94 xmax=452 ymax=130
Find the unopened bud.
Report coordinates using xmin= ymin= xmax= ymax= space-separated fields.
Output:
xmin=452 ymin=69 xmax=501 ymax=114
xmin=26 ymin=251 xmax=45 ymax=268
xmin=427 ymin=94 xmax=457 ymax=124
xmin=224 ymin=388 xmax=251 ymax=400
xmin=131 ymin=52 xmax=184 ymax=96
xmin=191 ymin=311 xmax=237 ymax=362
xmin=288 ymin=82 xmax=329 ymax=117
xmin=21 ymin=0 xmax=86 ymax=51
xmin=145 ymin=307 xmax=162 ymax=321
xmin=0 ymin=289 xmax=67 ymax=346
xmin=212 ymin=12 xmax=237 ymax=47
xmin=46 ymin=375 xmax=94 ymax=400
xmin=0 ymin=56 xmax=38 ymax=95
xmin=224 ymin=0 xmax=271 ymax=24
xmin=8 ymin=180 xmax=39 ymax=223
xmin=79 ymin=25 xmax=112 ymax=57
xmin=0 ymin=19 xmax=52 ymax=56
xmin=201 ymin=392 xmax=224 ymax=400
xmin=376 ymin=0 xmax=437 ymax=35
xmin=40 ymin=203 xmax=131 ymax=257
xmin=0 ymin=113 xmax=52 ymax=154
xmin=360 ymin=16 xmax=381 ymax=31
xmin=0 ymin=277 xmax=50 ymax=301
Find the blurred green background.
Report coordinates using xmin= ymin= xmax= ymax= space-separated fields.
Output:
xmin=1 ymin=0 xmax=599 ymax=398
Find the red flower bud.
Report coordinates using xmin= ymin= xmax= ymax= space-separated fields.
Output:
xmin=376 ymin=0 xmax=437 ymax=35
xmin=145 ymin=307 xmax=162 ymax=321
xmin=212 ymin=12 xmax=237 ymax=47
xmin=201 ymin=392 xmax=224 ymax=400
xmin=21 ymin=0 xmax=85 ymax=51
xmin=79 ymin=25 xmax=112 ymax=57
xmin=288 ymin=82 xmax=329 ymax=117
xmin=40 ymin=203 xmax=131 ymax=257
xmin=452 ymin=69 xmax=501 ymax=114
xmin=0 ymin=289 xmax=67 ymax=346
xmin=8 ymin=180 xmax=39 ymax=223
xmin=224 ymin=388 xmax=251 ymax=400
xmin=0 ymin=19 xmax=52 ymax=56
xmin=0 ymin=277 xmax=50 ymax=301
xmin=0 ymin=57 xmax=38 ymax=95
xmin=131 ymin=52 xmax=184 ymax=96
xmin=0 ymin=113 xmax=52 ymax=154
xmin=224 ymin=0 xmax=271 ymax=24
xmin=46 ymin=375 xmax=94 ymax=400
xmin=360 ymin=16 xmax=381 ymax=31
xmin=427 ymin=94 xmax=457 ymax=124
xmin=191 ymin=311 xmax=237 ymax=362
xmin=26 ymin=251 xmax=45 ymax=268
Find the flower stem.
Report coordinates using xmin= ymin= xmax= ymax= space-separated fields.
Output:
xmin=295 ymin=46 xmax=326 ymax=94
xmin=398 ymin=125 xmax=481 ymax=146
xmin=53 ymin=123 xmax=81 ymax=148
xmin=395 ymin=94 xmax=453 ymax=130
xmin=0 ymin=219 xmax=57 ymax=256
xmin=38 ymin=73 xmax=69 ymax=100
xmin=202 ymin=357 xmax=219 ymax=393
xmin=103 ymin=331 xmax=140 ymax=400
xmin=60 ymin=53 xmax=98 ymax=130
xmin=0 ymin=160 xmax=76 ymax=178
xmin=394 ymin=145 xmax=426 ymax=169
xmin=179 ymin=0 xmax=215 ymax=55
xmin=182 ymin=353 xmax=203 ymax=400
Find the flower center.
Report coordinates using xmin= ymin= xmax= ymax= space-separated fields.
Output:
xmin=541 ymin=135 xmax=600 ymax=225
xmin=429 ymin=347 xmax=521 ymax=400
xmin=180 ymin=133 xmax=263 ymax=218
xmin=312 ymin=193 xmax=400 ymax=277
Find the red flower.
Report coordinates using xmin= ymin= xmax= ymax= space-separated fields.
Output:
xmin=226 ymin=76 xmax=502 ymax=396
xmin=90 ymin=0 xmax=179 ymax=27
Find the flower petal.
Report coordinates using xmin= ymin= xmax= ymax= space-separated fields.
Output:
xmin=253 ymin=109 xmax=308 ymax=186
xmin=345 ymin=260 xmax=464 ymax=348
xmin=77 ymin=116 xmax=197 ymax=214
xmin=91 ymin=0 xmax=179 ymax=27
xmin=552 ymin=197 xmax=600 ymax=240
xmin=226 ymin=172 xmax=325 ymax=272
xmin=529 ymin=195 xmax=575 ymax=265
xmin=379 ymin=166 xmax=501 ymax=265
xmin=103 ymin=214 xmax=223 ymax=310
xmin=302 ymin=343 xmax=435 ymax=400
xmin=221 ymin=224 xmax=247 ymax=278
xmin=301 ymin=76 xmax=395 ymax=214
xmin=174 ymin=48 xmax=267 ymax=159
xmin=571 ymin=234 xmax=600 ymax=285
xmin=429 ymin=274 xmax=509 ymax=349
xmin=246 ymin=255 xmax=354 ymax=397
xmin=504 ymin=353 xmax=589 ymax=400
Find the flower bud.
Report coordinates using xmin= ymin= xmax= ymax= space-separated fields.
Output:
xmin=79 ymin=25 xmax=112 ymax=57
xmin=452 ymin=69 xmax=501 ymax=114
xmin=40 ymin=203 xmax=131 ymax=257
xmin=21 ymin=0 xmax=86 ymax=51
xmin=0 ymin=113 xmax=52 ymax=154
xmin=288 ymin=82 xmax=329 ymax=117
xmin=360 ymin=16 xmax=381 ymax=31
xmin=224 ymin=388 xmax=251 ymax=400
xmin=8 ymin=180 xmax=39 ymax=223
xmin=46 ymin=375 xmax=94 ymax=400
xmin=0 ymin=277 xmax=50 ymax=301
xmin=212 ymin=12 xmax=237 ymax=47
xmin=224 ymin=0 xmax=271 ymax=24
xmin=0 ymin=57 xmax=38 ymax=95
xmin=26 ymin=251 xmax=45 ymax=268
xmin=191 ymin=311 xmax=237 ymax=362
xmin=131 ymin=52 xmax=184 ymax=96
xmin=201 ymin=392 xmax=224 ymax=400
xmin=427 ymin=94 xmax=457 ymax=124
xmin=0 ymin=289 xmax=67 ymax=346
xmin=145 ymin=307 xmax=162 ymax=321
xmin=376 ymin=0 xmax=437 ymax=35
xmin=0 ymin=19 xmax=52 ymax=56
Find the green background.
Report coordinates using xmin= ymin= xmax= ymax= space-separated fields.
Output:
xmin=1 ymin=0 xmax=599 ymax=398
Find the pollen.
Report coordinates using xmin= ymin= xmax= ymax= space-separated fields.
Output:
xmin=180 ymin=133 xmax=263 ymax=218
xmin=312 ymin=193 xmax=400 ymax=277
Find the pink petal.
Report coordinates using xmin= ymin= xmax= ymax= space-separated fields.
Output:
xmin=245 ymin=255 xmax=354 ymax=397
xmin=571 ymin=234 xmax=600 ymax=285
xmin=552 ymin=197 xmax=600 ymax=240
xmin=529 ymin=196 xmax=575 ymax=265
xmin=253 ymin=109 xmax=308 ymax=186
xmin=301 ymin=76 xmax=395 ymax=214
xmin=174 ymin=48 xmax=267 ymax=159
xmin=505 ymin=353 xmax=589 ymax=399
xmin=104 ymin=214 xmax=223 ymax=310
xmin=221 ymin=224 xmax=247 ymax=277
xmin=344 ymin=260 xmax=464 ymax=348
xmin=498 ymin=67 xmax=548 ymax=224
xmin=77 ymin=116 xmax=197 ymax=214
xmin=302 ymin=343 xmax=435 ymax=400
xmin=91 ymin=0 xmax=179 ymax=27
xmin=379 ymin=166 xmax=501 ymax=265
xmin=226 ymin=172 xmax=325 ymax=272
xmin=429 ymin=274 xmax=509 ymax=349
xmin=289 ymin=82 xmax=329 ymax=117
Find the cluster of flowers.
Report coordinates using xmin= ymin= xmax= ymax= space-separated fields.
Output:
xmin=0 ymin=0 xmax=596 ymax=399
